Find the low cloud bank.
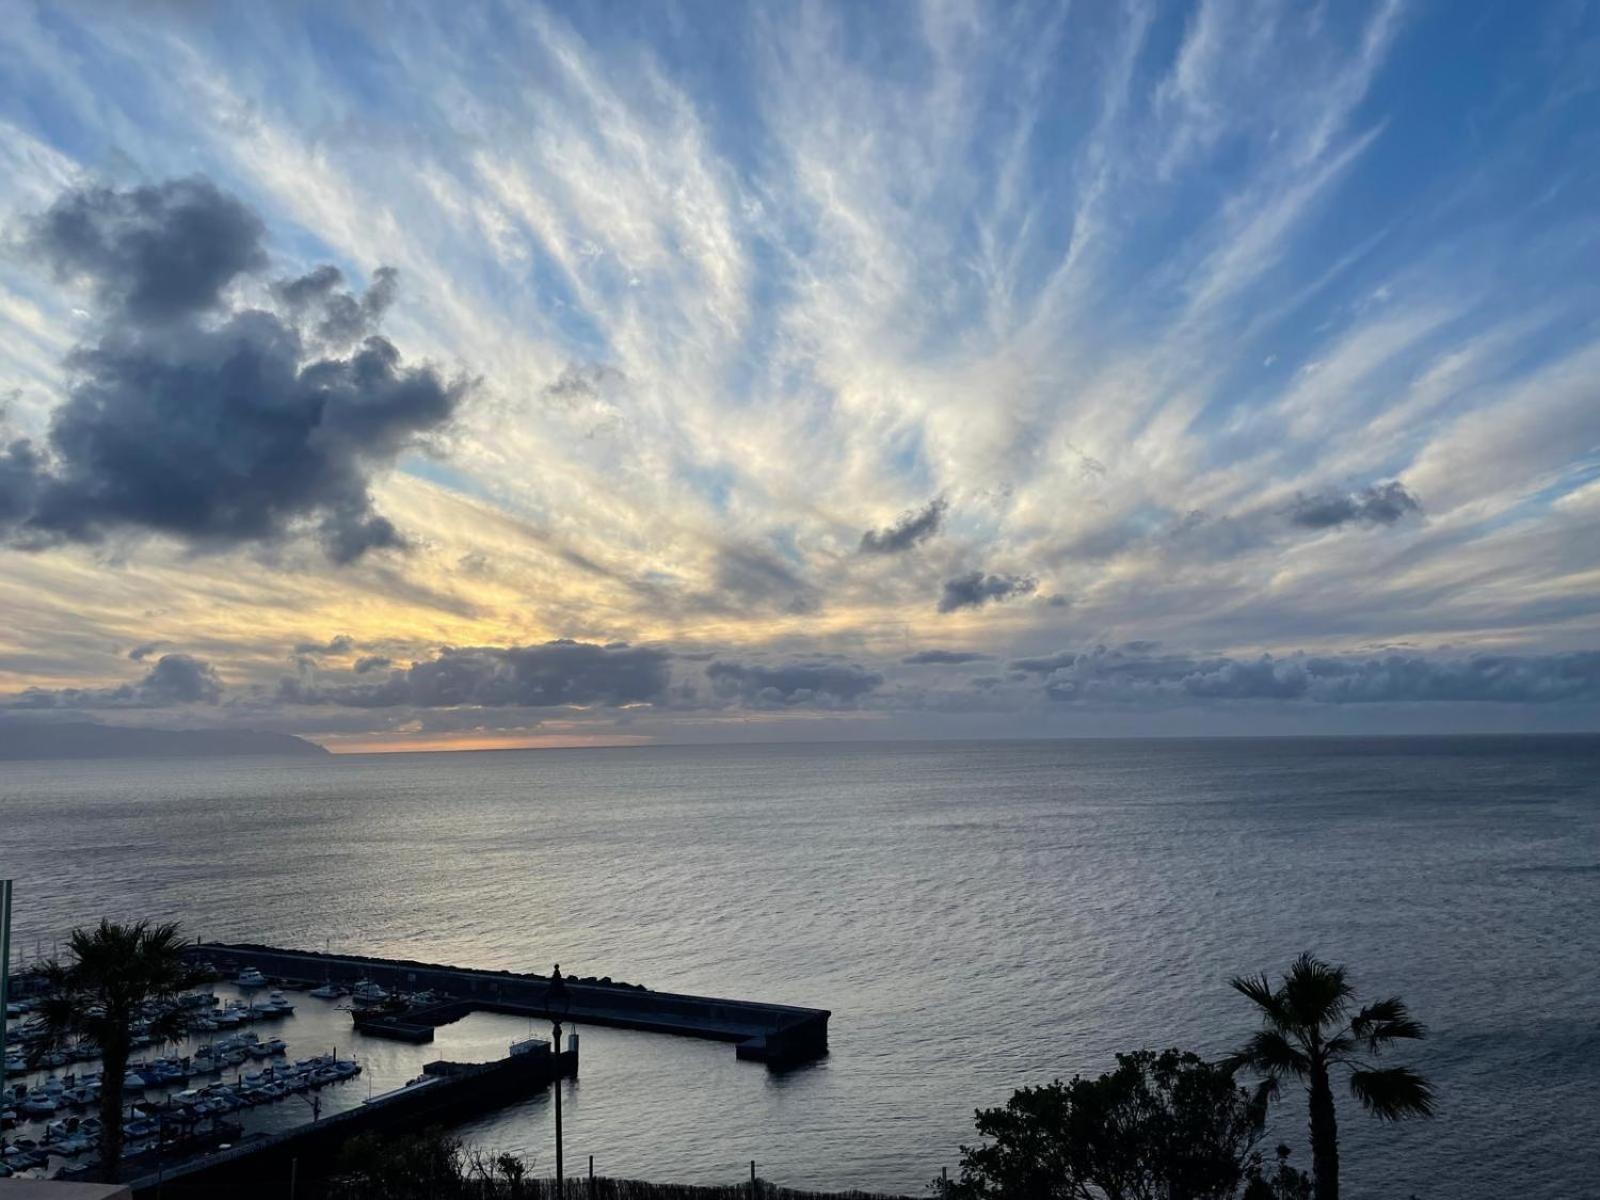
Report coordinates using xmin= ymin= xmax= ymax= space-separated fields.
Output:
xmin=1026 ymin=645 xmax=1600 ymax=705
xmin=12 ymin=653 xmax=222 ymax=709
xmin=279 ymin=640 xmax=670 ymax=708
xmin=903 ymin=649 xmax=993 ymax=665
xmin=706 ymin=659 xmax=883 ymax=707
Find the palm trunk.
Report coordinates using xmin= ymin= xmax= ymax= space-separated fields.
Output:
xmin=1308 ymin=1062 xmax=1340 ymax=1200
xmin=98 ymin=1041 xmax=129 ymax=1180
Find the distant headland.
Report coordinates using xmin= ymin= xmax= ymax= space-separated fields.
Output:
xmin=0 ymin=719 xmax=329 ymax=761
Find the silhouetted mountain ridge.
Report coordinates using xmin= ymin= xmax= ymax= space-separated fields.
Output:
xmin=0 ymin=720 xmax=329 ymax=761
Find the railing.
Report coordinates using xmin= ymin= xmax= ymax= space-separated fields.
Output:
xmin=320 ymin=1177 xmax=910 ymax=1200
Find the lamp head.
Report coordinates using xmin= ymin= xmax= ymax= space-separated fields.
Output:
xmin=548 ymin=963 xmax=571 ymax=1017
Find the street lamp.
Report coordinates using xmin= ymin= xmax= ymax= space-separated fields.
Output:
xmin=548 ymin=964 xmax=571 ymax=1187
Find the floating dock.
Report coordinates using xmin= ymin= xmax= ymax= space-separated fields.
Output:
xmin=187 ymin=943 xmax=830 ymax=1065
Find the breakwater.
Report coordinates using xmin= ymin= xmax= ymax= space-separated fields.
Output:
xmin=189 ymin=944 xmax=829 ymax=1065
xmin=116 ymin=1040 xmax=577 ymax=1198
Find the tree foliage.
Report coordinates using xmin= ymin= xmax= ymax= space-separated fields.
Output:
xmin=1230 ymin=954 xmax=1433 ymax=1200
xmin=941 ymin=1049 xmax=1270 ymax=1200
xmin=26 ymin=919 xmax=194 ymax=1178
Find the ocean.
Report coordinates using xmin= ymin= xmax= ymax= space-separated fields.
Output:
xmin=2 ymin=736 xmax=1597 ymax=1197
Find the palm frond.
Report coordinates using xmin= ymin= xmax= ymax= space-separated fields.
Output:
xmin=1349 ymin=996 xmax=1426 ymax=1051
xmin=1246 ymin=1075 xmax=1278 ymax=1130
xmin=1281 ymin=952 xmax=1352 ymax=1030
xmin=1230 ymin=972 xmax=1294 ymax=1031
xmin=1235 ymin=1029 xmax=1310 ymax=1079
xmin=1348 ymin=1066 xmax=1436 ymax=1122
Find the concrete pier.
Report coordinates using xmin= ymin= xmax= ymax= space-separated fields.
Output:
xmin=110 ymin=1039 xmax=576 ymax=1198
xmin=188 ymin=943 xmax=830 ymax=1065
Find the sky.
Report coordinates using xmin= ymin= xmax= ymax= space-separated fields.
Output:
xmin=0 ymin=0 xmax=1598 ymax=752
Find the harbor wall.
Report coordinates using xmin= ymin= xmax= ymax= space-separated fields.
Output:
xmin=189 ymin=944 xmax=829 ymax=1065
xmin=118 ymin=1046 xmax=576 ymax=1199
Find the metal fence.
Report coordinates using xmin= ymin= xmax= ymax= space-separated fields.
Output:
xmin=320 ymin=1175 xmax=913 ymax=1200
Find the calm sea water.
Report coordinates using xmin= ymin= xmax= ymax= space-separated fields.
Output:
xmin=2 ymin=737 xmax=1598 ymax=1197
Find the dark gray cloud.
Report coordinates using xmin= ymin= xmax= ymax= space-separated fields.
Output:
xmin=353 ymin=655 xmax=392 ymax=674
xmin=1031 ymin=644 xmax=1600 ymax=705
xmin=3 ymin=178 xmax=468 ymax=562
xmin=706 ymin=659 xmax=883 ymax=707
xmin=1287 ymin=481 xmax=1421 ymax=530
xmin=294 ymin=634 xmax=356 ymax=656
xmin=29 ymin=177 xmax=266 ymax=325
xmin=279 ymin=640 xmax=670 ymax=709
xmin=902 ymin=649 xmax=993 ymax=665
xmin=273 ymin=264 xmax=398 ymax=346
xmin=860 ymin=497 xmax=947 ymax=554
xmin=1012 ymin=641 xmax=1157 ymax=673
xmin=0 ymin=440 xmax=45 ymax=526
xmin=938 ymin=571 xmax=1037 ymax=613
xmin=127 ymin=641 xmax=163 ymax=661
xmin=12 ymin=652 xmax=222 ymax=709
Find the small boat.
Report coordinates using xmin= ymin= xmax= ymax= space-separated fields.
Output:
xmin=308 ymin=982 xmax=347 ymax=999
xmin=350 ymin=979 xmax=390 ymax=1004
xmin=19 ymin=1095 xmax=57 ymax=1117
xmin=236 ymin=968 xmax=267 ymax=988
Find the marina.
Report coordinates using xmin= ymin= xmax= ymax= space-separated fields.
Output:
xmin=2 ymin=942 xmax=827 ymax=1191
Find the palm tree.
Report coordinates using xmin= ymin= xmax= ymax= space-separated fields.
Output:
xmin=1229 ymin=953 xmax=1434 ymax=1200
xmin=27 ymin=919 xmax=193 ymax=1178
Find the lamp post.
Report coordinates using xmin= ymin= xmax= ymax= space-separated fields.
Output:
xmin=0 ymin=880 xmax=12 ymax=1111
xmin=548 ymin=964 xmax=571 ymax=1188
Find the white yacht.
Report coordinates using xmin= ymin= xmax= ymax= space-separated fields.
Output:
xmin=236 ymin=967 xmax=267 ymax=988
xmin=350 ymin=979 xmax=390 ymax=1004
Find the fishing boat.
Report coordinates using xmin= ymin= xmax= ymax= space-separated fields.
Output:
xmin=236 ymin=967 xmax=267 ymax=988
